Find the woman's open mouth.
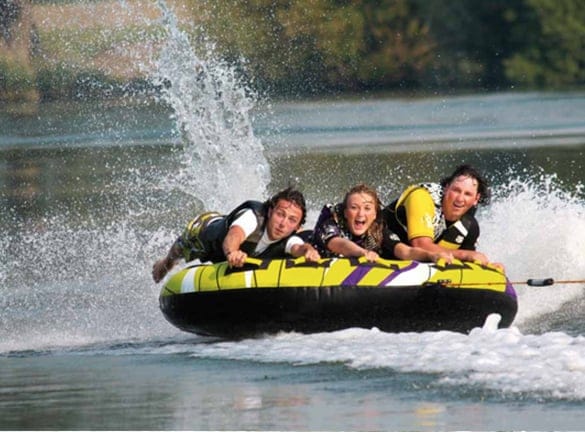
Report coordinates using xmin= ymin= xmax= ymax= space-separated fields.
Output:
xmin=353 ymin=219 xmax=367 ymax=232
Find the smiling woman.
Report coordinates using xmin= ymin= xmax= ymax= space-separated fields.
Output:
xmin=312 ymin=183 xmax=385 ymax=262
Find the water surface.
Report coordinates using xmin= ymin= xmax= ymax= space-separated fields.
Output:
xmin=2 ymin=91 xmax=585 ymax=430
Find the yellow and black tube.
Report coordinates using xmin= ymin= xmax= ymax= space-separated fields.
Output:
xmin=159 ymin=257 xmax=517 ymax=338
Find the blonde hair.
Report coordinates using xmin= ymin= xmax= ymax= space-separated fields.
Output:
xmin=341 ymin=183 xmax=384 ymax=248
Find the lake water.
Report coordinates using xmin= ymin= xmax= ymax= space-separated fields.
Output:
xmin=2 ymin=90 xmax=585 ymax=430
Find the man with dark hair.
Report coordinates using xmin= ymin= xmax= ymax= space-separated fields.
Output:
xmin=383 ymin=164 xmax=498 ymax=266
xmin=152 ymin=187 xmax=320 ymax=283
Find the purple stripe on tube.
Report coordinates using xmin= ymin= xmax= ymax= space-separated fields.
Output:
xmin=341 ymin=265 xmax=373 ymax=286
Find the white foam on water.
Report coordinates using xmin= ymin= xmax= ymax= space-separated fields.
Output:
xmin=151 ymin=322 xmax=585 ymax=401
xmin=480 ymin=173 xmax=585 ymax=325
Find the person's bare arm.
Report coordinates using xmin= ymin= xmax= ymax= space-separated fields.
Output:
xmin=393 ymin=242 xmax=453 ymax=263
xmin=411 ymin=236 xmax=491 ymax=265
xmin=222 ymin=225 xmax=248 ymax=267
xmin=326 ymin=237 xmax=379 ymax=262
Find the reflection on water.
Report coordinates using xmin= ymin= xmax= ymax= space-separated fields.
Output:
xmin=4 ymin=350 xmax=585 ymax=430
xmin=270 ymin=144 xmax=585 ymax=208
xmin=2 ymin=112 xmax=584 ymax=229
xmin=0 ymin=145 xmax=184 ymax=231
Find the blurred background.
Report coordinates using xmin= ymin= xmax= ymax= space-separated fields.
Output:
xmin=2 ymin=0 xmax=584 ymax=106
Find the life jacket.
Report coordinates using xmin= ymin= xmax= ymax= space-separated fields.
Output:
xmin=384 ymin=183 xmax=478 ymax=250
xmin=226 ymin=200 xmax=287 ymax=257
xmin=183 ymin=200 xmax=291 ymax=262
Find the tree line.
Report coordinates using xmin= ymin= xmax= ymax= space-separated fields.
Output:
xmin=194 ymin=0 xmax=585 ymax=95
xmin=1 ymin=0 xmax=584 ymax=103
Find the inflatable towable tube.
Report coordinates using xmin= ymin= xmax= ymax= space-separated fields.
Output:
xmin=159 ymin=257 xmax=517 ymax=338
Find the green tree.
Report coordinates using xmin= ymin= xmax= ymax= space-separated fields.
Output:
xmin=281 ymin=0 xmax=434 ymax=90
xmin=270 ymin=0 xmax=433 ymax=90
xmin=504 ymin=0 xmax=585 ymax=87
xmin=414 ymin=0 xmax=527 ymax=90
xmin=188 ymin=0 xmax=435 ymax=94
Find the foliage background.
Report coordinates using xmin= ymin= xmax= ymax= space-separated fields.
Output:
xmin=1 ymin=0 xmax=584 ymax=102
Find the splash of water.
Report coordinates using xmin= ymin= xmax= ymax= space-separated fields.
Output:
xmin=480 ymin=171 xmax=585 ymax=327
xmin=149 ymin=0 xmax=271 ymax=212
xmin=0 ymin=0 xmax=274 ymax=353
